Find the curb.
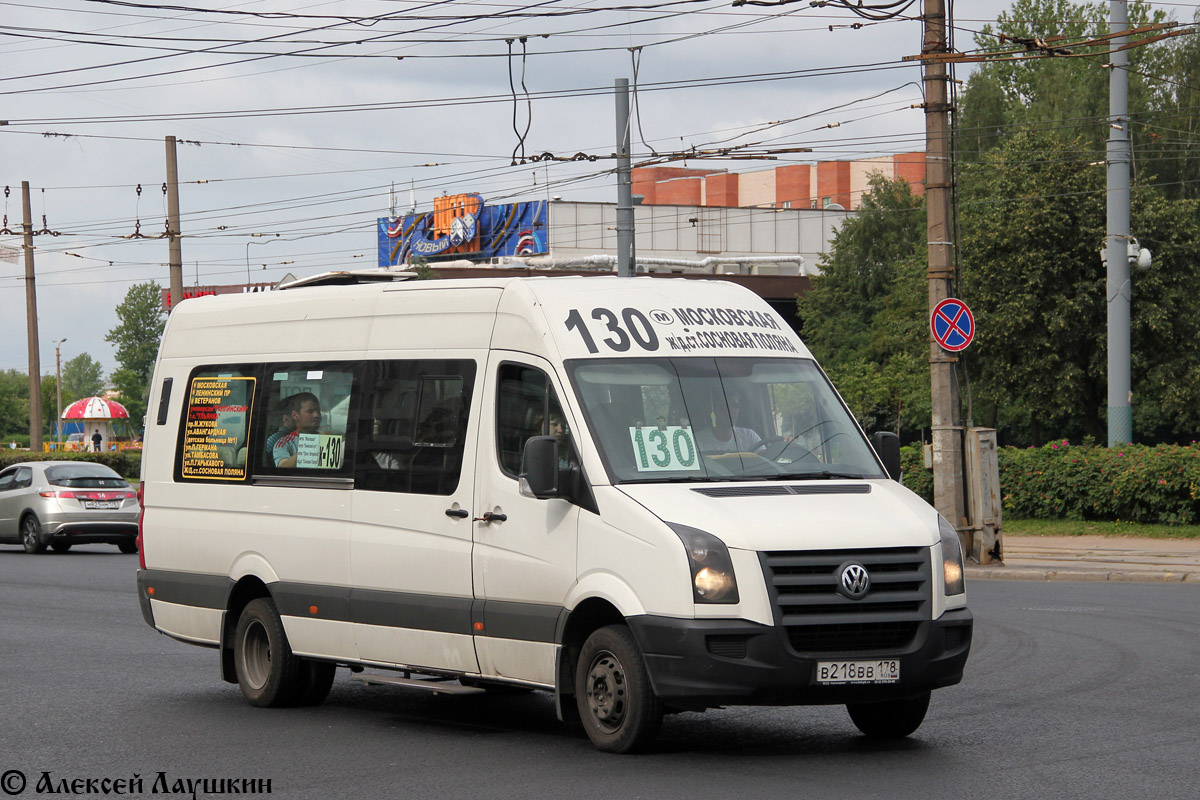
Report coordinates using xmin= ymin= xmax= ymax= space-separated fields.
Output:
xmin=965 ymin=567 xmax=1194 ymax=583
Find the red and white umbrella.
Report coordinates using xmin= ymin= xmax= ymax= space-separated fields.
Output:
xmin=62 ymin=396 xmax=130 ymax=420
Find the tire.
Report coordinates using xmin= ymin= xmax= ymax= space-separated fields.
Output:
xmin=574 ymin=625 xmax=663 ymax=754
xmin=233 ymin=597 xmax=306 ymax=707
xmin=294 ymin=660 xmax=336 ymax=707
xmin=118 ymin=540 xmax=138 ymax=554
xmin=846 ymin=691 xmax=931 ymax=739
xmin=51 ymin=542 xmax=72 ymax=553
xmin=21 ymin=516 xmax=46 ymax=554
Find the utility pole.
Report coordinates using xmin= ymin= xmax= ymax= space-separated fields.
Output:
xmin=165 ymin=135 xmax=184 ymax=310
xmin=21 ymin=181 xmax=43 ymax=452
xmin=1106 ymin=0 xmax=1132 ymax=446
xmin=54 ymin=338 xmax=66 ymax=445
xmin=922 ymin=0 xmax=968 ymax=542
xmin=615 ymin=78 xmax=635 ymax=278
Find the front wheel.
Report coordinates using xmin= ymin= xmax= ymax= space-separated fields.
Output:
xmin=233 ymin=597 xmax=306 ymax=707
xmin=295 ymin=661 xmax=336 ymax=707
xmin=846 ymin=691 xmax=930 ymax=738
xmin=21 ymin=516 xmax=46 ymax=554
xmin=574 ymin=625 xmax=662 ymax=753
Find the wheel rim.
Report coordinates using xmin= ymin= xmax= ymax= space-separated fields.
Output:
xmin=23 ymin=520 xmax=37 ymax=548
xmin=584 ymin=649 xmax=628 ymax=733
xmin=239 ymin=619 xmax=272 ymax=690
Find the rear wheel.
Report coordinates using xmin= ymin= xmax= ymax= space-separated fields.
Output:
xmin=51 ymin=542 xmax=72 ymax=553
xmin=118 ymin=540 xmax=138 ymax=554
xmin=846 ymin=691 xmax=931 ymax=738
xmin=233 ymin=598 xmax=305 ymax=707
xmin=21 ymin=516 xmax=46 ymax=554
xmin=574 ymin=625 xmax=662 ymax=753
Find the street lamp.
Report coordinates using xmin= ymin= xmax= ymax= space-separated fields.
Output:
xmin=245 ymin=233 xmax=280 ymax=284
xmin=53 ymin=338 xmax=66 ymax=446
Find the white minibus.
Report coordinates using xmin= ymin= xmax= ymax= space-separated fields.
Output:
xmin=136 ymin=272 xmax=971 ymax=753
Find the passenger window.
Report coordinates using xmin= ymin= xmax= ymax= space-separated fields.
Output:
xmin=261 ymin=366 xmax=356 ymax=474
xmin=13 ymin=467 xmax=32 ymax=489
xmin=354 ymin=360 xmax=475 ymax=495
xmin=496 ymin=363 xmax=570 ymax=479
xmin=177 ymin=368 xmax=257 ymax=482
xmin=0 ymin=469 xmax=13 ymax=491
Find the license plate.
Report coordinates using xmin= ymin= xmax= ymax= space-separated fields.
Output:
xmin=816 ymin=660 xmax=900 ymax=685
xmin=83 ymin=501 xmax=120 ymax=510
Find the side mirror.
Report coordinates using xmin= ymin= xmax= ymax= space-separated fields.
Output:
xmin=872 ymin=431 xmax=902 ymax=482
xmin=519 ymin=436 xmax=560 ymax=499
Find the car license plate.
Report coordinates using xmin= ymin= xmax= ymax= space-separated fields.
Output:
xmin=816 ymin=660 xmax=900 ymax=685
xmin=83 ymin=501 xmax=120 ymax=510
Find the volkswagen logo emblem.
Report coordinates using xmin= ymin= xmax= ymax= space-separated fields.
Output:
xmin=837 ymin=562 xmax=871 ymax=600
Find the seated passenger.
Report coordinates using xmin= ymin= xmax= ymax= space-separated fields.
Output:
xmin=273 ymin=393 xmax=321 ymax=468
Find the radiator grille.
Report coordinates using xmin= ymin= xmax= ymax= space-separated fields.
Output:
xmin=760 ymin=547 xmax=931 ymax=654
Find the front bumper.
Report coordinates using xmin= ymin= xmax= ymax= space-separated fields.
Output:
xmin=627 ymin=608 xmax=972 ymax=710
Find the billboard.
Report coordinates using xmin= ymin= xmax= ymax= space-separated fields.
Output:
xmin=378 ymin=194 xmax=548 ymax=266
xmin=160 ymin=283 xmax=275 ymax=312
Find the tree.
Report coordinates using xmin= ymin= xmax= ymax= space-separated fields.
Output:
xmin=41 ymin=374 xmax=59 ymax=439
xmin=959 ymin=130 xmax=1107 ymax=442
xmin=0 ymin=369 xmax=29 ymax=436
xmin=61 ymin=352 xmax=105 ymax=402
xmin=959 ymin=1 xmax=1161 ymax=139
xmin=954 ymin=1 xmax=1200 ymax=443
xmin=1126 ymin=189 xmax=1200 ymax=438
xmin=796 ymin=175 xmax=929 ymax=436
xmin=958 ymin=127 xmax=1200 ymax=443
xmin=105 ymin=281 xmax=166 ymax=426
xmin=958 ymin=1 xmax=1185 ymax=193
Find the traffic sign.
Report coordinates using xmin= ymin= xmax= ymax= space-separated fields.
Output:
xmin=930 ymin=298 xmax=975 ymax=352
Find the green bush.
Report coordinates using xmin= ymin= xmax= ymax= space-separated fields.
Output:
xmin=0 ymin=450 xmax=141 ymax=479
xmin=999 ymin=441 xmax=1200 ymax=526
xmin=901 ymin=444 xmax=933 ymax=504
xmin=901 ymin=441 xmax=1200 ymax=526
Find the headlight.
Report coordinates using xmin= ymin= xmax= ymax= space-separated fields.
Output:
xmin=668 ymin=523 xmax=740 ymax=604
xmin=939 ymin=515 xmax=966 ymax=596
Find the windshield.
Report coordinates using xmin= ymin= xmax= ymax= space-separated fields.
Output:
xmin=567 ymin=357 xmax=886 ymax=483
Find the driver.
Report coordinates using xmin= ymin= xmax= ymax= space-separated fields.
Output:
xmin=696 ymin=392 xmax=765 ymax=454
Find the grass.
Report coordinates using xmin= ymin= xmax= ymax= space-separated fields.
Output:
xmin=1005 ymin=517 xmax=1200 ymax=539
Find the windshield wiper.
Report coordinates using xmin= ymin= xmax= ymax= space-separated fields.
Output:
xmin=788 ymin=470 xmax=863 ymax=481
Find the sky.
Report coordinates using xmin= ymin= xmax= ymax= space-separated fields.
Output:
xmin=0 ymin=0 xmax=1153 ymax=381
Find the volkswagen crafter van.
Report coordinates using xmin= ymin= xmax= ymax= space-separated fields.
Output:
xmin=136 ymin=272 xmax=971 ymax=753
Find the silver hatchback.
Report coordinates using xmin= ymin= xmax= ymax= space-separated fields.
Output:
xmin=0 ymin=461 xmax=140 ymax=554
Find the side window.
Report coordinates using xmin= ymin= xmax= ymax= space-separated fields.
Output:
xmin=0 ymin=469 xmax=14 ymax=491
xmin=496 ymin=363 xmax=570 ymax=479
xmin=261 ymin=365 xmax=356 ymax=475
xmin=13 ymin=467 xmax=32 ymax=489
xmin=176 ymin=368 xmax=257 ymax=482
xmin=354 ymin=360 xmax=475 ymax=495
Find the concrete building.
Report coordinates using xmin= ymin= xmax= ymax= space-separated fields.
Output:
xmin=377 ymin=196 xmax=851 ymax=331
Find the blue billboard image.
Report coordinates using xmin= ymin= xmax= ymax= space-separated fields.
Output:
xmin=378 ymin=194 xmax=548 ymax=266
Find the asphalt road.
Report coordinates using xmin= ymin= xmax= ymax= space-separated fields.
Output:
xmin=1 ymin=545 xmax=1197 ymax=800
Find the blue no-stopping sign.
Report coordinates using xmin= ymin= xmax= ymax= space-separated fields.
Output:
xmin=931 ymin=298 xmax=975 ymax=352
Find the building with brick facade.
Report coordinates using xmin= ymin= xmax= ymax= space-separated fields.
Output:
xmin=633 ymin=153 xmax=925 ymax=211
